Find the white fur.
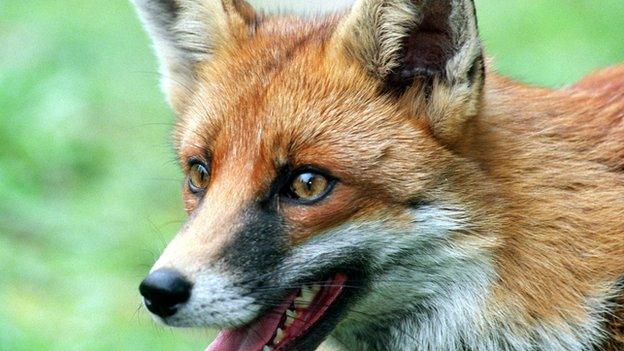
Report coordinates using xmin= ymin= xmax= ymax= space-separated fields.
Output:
xmin=163 ymin=269 xmax=261 ymax=328
xmin=248 ymin=0 xmax=353 ymax=14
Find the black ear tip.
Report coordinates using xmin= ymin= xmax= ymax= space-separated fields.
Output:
xmin=134 ymin=0 xmax=180 ymax=16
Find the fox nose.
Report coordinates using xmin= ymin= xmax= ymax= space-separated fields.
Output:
xmin=139 ymin=268 xmax=192 ymax=318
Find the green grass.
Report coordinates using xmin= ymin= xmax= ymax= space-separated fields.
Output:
xmin=1 ymin=1 xmax=623 ymax=350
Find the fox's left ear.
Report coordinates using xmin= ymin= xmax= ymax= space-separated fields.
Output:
xmin=334 ymin=0 xmax=484 ymax=146
xmin=133 ymin=0 xmax=256 ymax=113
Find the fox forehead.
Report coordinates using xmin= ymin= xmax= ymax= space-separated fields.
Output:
xmin=172 ymin=16 xmax=450 ymax=205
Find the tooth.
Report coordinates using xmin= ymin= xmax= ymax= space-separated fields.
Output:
xmin=294 ymin=296 xmax=309 ymax=309
xmin=285 ymin=309 xmax=297 ymax=327
xmin=273 ymin=328 xmax=285 ymax=344
xmin=311 ymin=283 xmax=321 ymax=294
xmin=295 ymin=285 xmax=316 ymax=308
xmin=263 ymin=346 xmax=271 ymax=351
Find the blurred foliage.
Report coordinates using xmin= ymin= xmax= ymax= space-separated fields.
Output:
xmin=0 ymin=1 xmax=623 ymax=350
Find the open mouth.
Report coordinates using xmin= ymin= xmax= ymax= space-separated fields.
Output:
xmin=205 ymin=273 xmax=347 ymax=351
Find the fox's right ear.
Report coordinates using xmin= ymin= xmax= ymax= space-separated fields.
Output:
xmin=132 ymin=0 xmax=256 ymax=112
xmin=333 ymin=0 xmax=484 ymax=147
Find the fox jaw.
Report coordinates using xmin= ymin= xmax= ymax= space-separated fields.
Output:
xmin=133 ymin=1 xmax=624 ymax=351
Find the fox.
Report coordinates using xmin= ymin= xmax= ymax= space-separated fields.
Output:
xmin=131 ymin=0 xmax=624 ymax=350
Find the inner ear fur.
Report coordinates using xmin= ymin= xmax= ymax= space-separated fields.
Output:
xmin=334 ymin=0 xmax=485 ymax=146
xmin=133 ymin=0 xmax=257 ymax=112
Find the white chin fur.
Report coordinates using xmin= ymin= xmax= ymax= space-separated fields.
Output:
xmin=160 ymin=271 xmax=260 ymax=328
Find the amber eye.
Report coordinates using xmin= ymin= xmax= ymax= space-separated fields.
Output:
xmin=285 ymin=171 xmax=333 ymax=203
xmin=188 ymin=162 xmax=210 ymax=193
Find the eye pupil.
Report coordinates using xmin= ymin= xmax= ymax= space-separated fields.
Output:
xmin=301 ymin=174 xmax=315 ymax=192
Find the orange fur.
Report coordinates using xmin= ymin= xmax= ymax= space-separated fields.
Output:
xmin=466 ymin=74 xmax=624 ymax=332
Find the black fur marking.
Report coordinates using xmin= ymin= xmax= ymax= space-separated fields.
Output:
xmin=459 ymin=338 xmax=474 ymax=351
xmin=137 ymin=0 xmax=180 ymax=29
xmin=258 ymin=164 xmax=292 ymax=210
xmin=218 ymin=206 xmax=288 ymax=285
xmin=220 ymin=196 xmax=374 ymax=351
xmin=155 ymin=0 xmax=180 ymax=18
xmin=408 ymin=198 xmax=432 ymax=209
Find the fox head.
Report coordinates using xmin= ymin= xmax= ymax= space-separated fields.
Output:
xmin=134 ymin=0 xmax=498 ymax=350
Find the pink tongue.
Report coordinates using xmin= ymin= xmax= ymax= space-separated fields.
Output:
xmin=205 ymin=294 xmax=295 ymax=351
xmin=205 ymin=323 xmax=273 ymax=351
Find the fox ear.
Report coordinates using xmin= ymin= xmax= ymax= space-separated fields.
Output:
xmin=335 ymin=0 xmax=484 ymax=145
xmin=133 ymin=0 xmax=257 ymax=112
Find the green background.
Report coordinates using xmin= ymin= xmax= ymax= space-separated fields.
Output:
xmin=1 ymin=1 xmax=623 ymax=350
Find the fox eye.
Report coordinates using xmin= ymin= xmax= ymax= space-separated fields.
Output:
xmin=188 ymin=162 xmax=210 ymax=194
xmin=284 ymin=170 xmax=334 ymax=204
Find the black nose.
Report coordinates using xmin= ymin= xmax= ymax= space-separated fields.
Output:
xmin=139 ymin=268 xmax=192 ymax=318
